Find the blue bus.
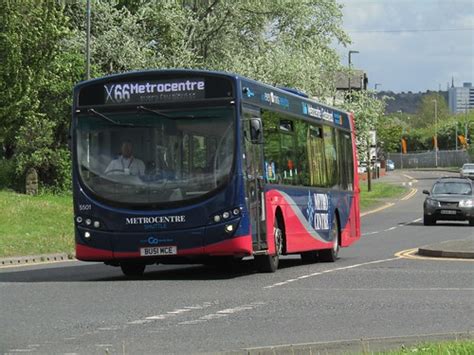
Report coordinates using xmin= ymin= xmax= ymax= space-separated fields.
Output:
xmin=72 ymin=69 xmax=361 ymax=276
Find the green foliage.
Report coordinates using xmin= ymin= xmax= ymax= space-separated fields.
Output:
xmin=376 ymin=115 xmax=403 ymax=157
xmin=2 ymin=0 xmax=350 ymax=192
xmin=0 ymin=159 xmax=16 ymax=190
xmin=413 ymin=92 xmax=449 ymax=129
xmin=341 ymin=90 xmax=387 ymax=160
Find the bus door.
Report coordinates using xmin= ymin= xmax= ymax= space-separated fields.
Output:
xmin=242 ymin=107 xmax=267 ymax=250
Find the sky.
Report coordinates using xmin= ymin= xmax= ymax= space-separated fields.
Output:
xmin=336 ymin=0 xmax=474 ymax=93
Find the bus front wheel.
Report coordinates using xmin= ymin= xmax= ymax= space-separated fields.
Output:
xmin=120 ymin=262 xmax=146 ymax=277
xmin=255 ymin=222 xmax=283 ymax=273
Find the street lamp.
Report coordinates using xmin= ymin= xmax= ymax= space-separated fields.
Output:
xmin=375 ymin=83 xmax=382 ymax=90
xmin=348 ymin=50 xmax=359 ymax=92
xmin=86 ymin=0 xmax=91 ymax=80
xmin=432 ymin=99 xmax=438 ymax=167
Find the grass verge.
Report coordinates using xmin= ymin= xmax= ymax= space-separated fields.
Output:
xmin=359 ymin=181 xmax=407 ymax=211
xmin=0 ymin=190 xmax=74 ymax=258
xmin=375 ymin=339 xmax=474 ymax=354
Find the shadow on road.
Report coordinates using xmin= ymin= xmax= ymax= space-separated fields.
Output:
xmin=0 ymin=257 xmax=311 ymax=283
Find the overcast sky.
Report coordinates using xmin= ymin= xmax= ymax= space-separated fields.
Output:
xmin=336 ymin=0 xmax=473 ymax=93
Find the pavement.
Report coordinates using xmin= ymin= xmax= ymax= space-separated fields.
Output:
xmin=1 ymin=169 xmax=473 ymax=268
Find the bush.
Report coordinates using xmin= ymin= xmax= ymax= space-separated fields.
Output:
xmin=0 ymin=159 xmax=16 ymax=189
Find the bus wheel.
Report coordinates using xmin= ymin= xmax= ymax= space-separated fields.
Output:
xmin=319 ymin=218 xmax=339 ymax=262
xmin=120 ymin=262 xmax=146 ymax=277
xmin=255 ymin=222 xmax=283 ymax=273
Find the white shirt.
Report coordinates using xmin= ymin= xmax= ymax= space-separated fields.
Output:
xmin=105 ymin=156 xmax=145 ymax=176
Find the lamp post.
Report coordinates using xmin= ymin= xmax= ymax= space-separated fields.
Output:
xmin=348 ymin=50 xmax=359 ymax=94
xmin=86 ymin=0 xmax=91 ymax=80
xmin=432 ymin=99 xmax=438 ymax=167
xmin=375 ymin=83 xmax=382 ymax=91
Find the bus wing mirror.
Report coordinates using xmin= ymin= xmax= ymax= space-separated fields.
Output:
xmin=250 ymin=118 xmax=263 ymax=144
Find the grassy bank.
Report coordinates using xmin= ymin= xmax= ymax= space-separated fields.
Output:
xmin=359 ymin=181 xmax=407 ymax=211
xmin=0 ymin=181 xmax=407 ymax=258
xmin=0 ymin=190 xmax=74 ymax=258
xmin=377 ymin=339 xmax=474 ymax=354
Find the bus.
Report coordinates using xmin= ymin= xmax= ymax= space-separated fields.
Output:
xmin=72 ymin=69 xmax=361 ymax=276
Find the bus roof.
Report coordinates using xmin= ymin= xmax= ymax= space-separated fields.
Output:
xmin=74 ymin=69 xmax=352 ymax=130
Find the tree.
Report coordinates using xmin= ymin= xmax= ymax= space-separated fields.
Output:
xmin=412 ymin=93 xmax=449 ymax=129
xmin=341 ymin=90 xmax=386 ymax=162
xmin=0 ymin=1 xmax=74 ymax=189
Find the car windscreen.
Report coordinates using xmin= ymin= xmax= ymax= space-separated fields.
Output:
xmin=75 ymin=107 xmax=235 ymax=205
xmin=432 ymin=182 xmax=472 ymax=195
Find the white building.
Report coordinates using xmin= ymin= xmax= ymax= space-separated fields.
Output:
xmin=448 ymin=81 xmax=474 ymax=114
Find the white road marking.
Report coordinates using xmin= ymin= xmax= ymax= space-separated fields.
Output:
xmin=362 ymin=218 xmax=421 ymax=237
xmin=178 ymin=303 xmax=265 ymax=325
xmin=264 ymin=257 xmax=400 ymax=289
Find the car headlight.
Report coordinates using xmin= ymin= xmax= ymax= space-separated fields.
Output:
xmin=459 ymin=199 xmax=474 ymax=208
xmin=426 ymin=198 xmax=440 ymax=207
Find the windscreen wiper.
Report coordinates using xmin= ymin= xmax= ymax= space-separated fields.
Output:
xmin=137 ymin=106 xmax=215 ymax=120
xmin=137 ymin=106 xmax=174 ymax=119
xmin=88 ymin=109 xmax=135 ymax=127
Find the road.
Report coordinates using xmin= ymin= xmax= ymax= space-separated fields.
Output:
xmin=1 ymin=170 xmax=473 ymax=354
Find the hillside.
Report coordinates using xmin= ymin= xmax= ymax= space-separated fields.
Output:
xmin=377 ymin=90 xmax=448 ymax=114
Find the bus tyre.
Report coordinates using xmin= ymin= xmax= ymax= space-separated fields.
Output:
xmin=120 ymin=262 xmax=146 ymax=277
xmin=255 ymin=222 xmax=283 ymax=273
xmin=319 ymin=218 xmax=339 ymax=262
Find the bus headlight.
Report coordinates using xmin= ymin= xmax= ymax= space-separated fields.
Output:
xmin=210 ymin=207 xmax=242 ymax=224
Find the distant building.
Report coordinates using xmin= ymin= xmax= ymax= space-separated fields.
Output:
xmin=332 ymin=69 xmax=368 ymax=105
xmin=448 ymin=81 xmax=474 ymax=114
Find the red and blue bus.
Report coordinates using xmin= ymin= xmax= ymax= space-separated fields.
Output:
xmin=72 ymin=69 xmax=360 ymax=276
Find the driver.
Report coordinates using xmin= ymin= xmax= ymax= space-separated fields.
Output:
xmin=105 ymin=141 xmax=145 ymax=176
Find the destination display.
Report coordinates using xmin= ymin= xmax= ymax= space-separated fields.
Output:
xmin=77 ymin=74 xmax=234 ymax=107
xmin=104 ymin=79 xmax=206 ymax=104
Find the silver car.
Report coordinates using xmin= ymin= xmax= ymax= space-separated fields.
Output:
xmin=423 ymin=177 xmax=474 ymax=226
xmin=460 ymin=163 xmax=474 ymax=179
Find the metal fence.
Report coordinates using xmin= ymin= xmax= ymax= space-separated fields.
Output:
xmin=387 ymin=150 xmax=471 ymax=169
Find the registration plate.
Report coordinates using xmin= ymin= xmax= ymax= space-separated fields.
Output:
xmin=440 ymin=210 xmax=456 ymax=215
xmin=140 ymin=246 xmax=177 ymax=256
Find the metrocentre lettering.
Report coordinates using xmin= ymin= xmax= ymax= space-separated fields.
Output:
xmin=104 ymin=79 xmax=205 ymax=104
xmin=126 ymin=216 xmax=186 ymax=225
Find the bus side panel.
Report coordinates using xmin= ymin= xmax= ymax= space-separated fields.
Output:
xmin=265 ymin=189 xmax=335 ymax=254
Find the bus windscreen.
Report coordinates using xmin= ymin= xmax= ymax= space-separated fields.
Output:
xmin=75 ymin=107 xmax=235 ymax=205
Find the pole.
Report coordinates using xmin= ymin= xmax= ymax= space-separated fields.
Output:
xmin=348 ymin=50 xmax=359 ymax=99
xmin=433 ymin=99 xmax=438 ymax=167
xmin=86 ymin=0 xmax=91 ymax=80
xmin=367 ymin=137 xmax=371 ymax=192
xmin=455 ymin=124 xmax=458 ymax=150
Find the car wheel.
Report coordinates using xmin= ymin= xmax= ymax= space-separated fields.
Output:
xmin=120 ymin=262 xmax=146 ymax=277
xmin=423 ymin=214 xmax=435 ymax=226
